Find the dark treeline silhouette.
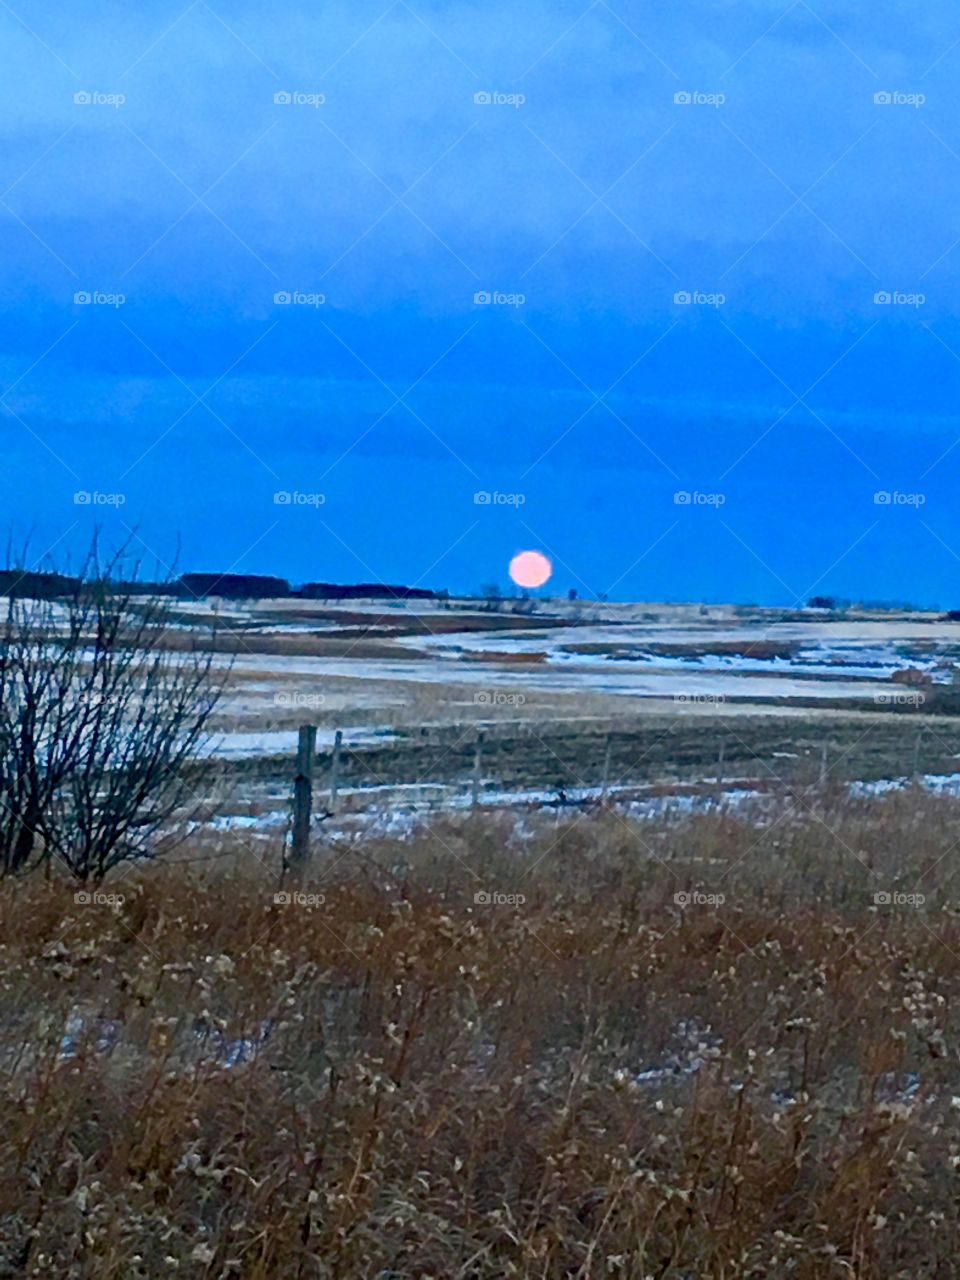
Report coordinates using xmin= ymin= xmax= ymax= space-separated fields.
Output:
xmin=181 ymin=574 xmax=439 ymax=601
xmin=0 ymin=569 xmax=441 ymax=602
xmin=0 ymin=570 xmax=82 ymax=598
xmin=180 ymin=573 xmax=291 ymax=599
xmin=299 ymin=581 xmax=438 ymax=601
xmin=809 ymin=595 xmax=933 ymax=613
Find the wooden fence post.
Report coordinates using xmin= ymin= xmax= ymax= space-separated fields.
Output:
xmin=471 ymin=729 xmax=485 ymax=807
xmin=329 ymin=728 xmax=343 ymax=814
xmin=291 ymin=724 xmax=316 ymax=865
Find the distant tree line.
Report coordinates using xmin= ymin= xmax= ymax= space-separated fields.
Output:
xmin=808 ymin=595 xmax=937 ymax=613
xmin=296 ymin=581 xmax=442 ymax=602
xmin=0 ymin=569 xmax=442 ymax=603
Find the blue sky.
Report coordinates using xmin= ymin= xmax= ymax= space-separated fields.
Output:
xmin=2 ymin=0 xmax=960 ymax=604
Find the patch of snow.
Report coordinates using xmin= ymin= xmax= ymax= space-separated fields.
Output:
xmin=194 ymin=1019 xmax=273 ymax=1069
xmin=850 ymin=773 xmax=960 ymax=798
xmin=58 ymin=1011 xmax=120 ymax=1062
xmin=198 ymin=725 xmax=397 ymax=760
xmin=621 ymin=1019 xmax=722 ymax=1090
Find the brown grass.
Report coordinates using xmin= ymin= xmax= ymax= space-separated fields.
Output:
xmin=151 ymin=631 xmax=423 ymax=660
xmin=3 ymin=791 xmax=960 ymax=1277
xmin=562 ymin=640 xmax=801 ymax=661
xmin=132 ymin=610 xmax=570 ymax=662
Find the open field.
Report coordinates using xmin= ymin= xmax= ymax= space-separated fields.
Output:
xmin=9 ymin=2 xmax=953 ymax=1274
xmin=6 ymin=790 xmax=960 ymax=1277
xmin=137 ymin=596 xmax=960 ymax=842
xmin=13 ymin=591 xmax=960 ymax=840
xmin=9 ymin=593 xmax=960 ymax=1276
xmin=192 ymin=708 xmax=960 ymax=832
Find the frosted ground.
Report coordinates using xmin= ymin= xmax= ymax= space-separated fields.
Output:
xmin=207 ymin=607 xmax=960 ymax=750
xmin=159 ymin=597 xmax=960 ymax=844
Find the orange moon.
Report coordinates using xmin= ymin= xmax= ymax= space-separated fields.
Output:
xmin=509 ymin=550 xmax=552 ymax=589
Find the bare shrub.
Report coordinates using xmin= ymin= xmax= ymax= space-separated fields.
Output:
xmin=0 ymin=541 xmax=224 ymax=880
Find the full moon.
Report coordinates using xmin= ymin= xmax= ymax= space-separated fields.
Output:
xmin=509 ymin=550 xmax=552 ymax=589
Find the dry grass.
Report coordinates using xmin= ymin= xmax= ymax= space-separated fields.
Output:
xmin=4 ymin=791 xmax=960 ymax=1277
xmin=154 ymin=631 xmax=424 ymax=661
xmin=562 ymin=640 xmax=800 ymax=661
xmin=142 ymin=609 xmax=570 ymax=662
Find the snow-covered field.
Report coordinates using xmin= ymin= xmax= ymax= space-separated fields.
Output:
xmin=124 ymin=602 xmax=960 ymax=865
xmin=214 ymin=640 xmax=938 ymax=719
xmin=399 ymin=620 xmax=960 ymax=682
xmin=223 ymin=652 xmax=890 ymax=703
